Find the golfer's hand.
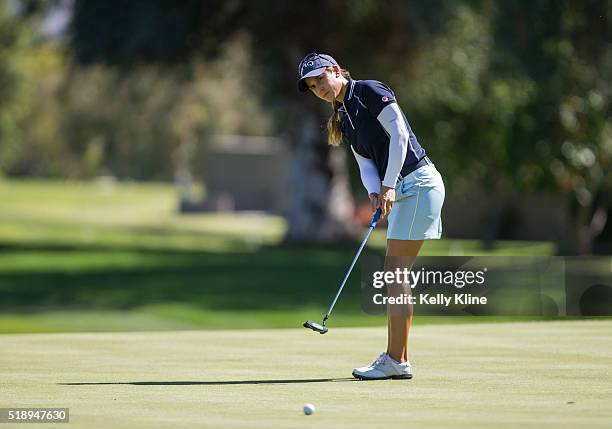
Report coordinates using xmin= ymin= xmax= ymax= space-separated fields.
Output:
xmin=368 ymin=193 xmax=379 ymax=213
xmin=378 ymin=185 xmax=395 ymax=218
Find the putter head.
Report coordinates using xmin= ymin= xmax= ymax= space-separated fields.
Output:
xmin=303 ymin=320 xmax=328 ymax=334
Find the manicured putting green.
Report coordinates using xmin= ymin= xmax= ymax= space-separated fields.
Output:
xmin=2 ymin=320 xmax=610 ymax=428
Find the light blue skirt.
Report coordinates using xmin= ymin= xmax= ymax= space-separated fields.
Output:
xmin=387 ymin=161 xmax=445 ymax=240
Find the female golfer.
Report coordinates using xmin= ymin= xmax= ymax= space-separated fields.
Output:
xmin=298 ymin=53 xmax=445 ymax=380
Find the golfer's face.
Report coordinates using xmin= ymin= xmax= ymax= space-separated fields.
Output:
xmin=304 ymin=69 xmax=336 ymax=102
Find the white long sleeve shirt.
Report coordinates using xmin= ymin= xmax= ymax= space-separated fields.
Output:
xmin=351 ymin=103 xmax=410 ymax=193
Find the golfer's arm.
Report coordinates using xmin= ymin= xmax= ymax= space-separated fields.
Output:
xmin=378 ymin=103 xmax=409 ymax=188
xmin=351 ymin=147 xmax=380 ymax=195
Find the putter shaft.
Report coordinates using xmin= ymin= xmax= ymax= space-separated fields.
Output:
xmin=323 ymin=208 xmax=382 ymax=322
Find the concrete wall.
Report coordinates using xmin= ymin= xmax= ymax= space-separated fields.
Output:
xmin=202 ymin=135 xmax=289 ymax=212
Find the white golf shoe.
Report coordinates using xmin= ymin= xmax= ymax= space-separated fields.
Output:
xmin=352 ymin=352 xmax=413 ymax=380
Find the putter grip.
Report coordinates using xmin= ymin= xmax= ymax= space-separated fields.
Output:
xmin=370 ymin=208 xmax=382 ymax=227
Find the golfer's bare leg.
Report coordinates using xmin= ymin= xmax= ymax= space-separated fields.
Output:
xmin=386 ymin=239 xmax=424 ymax=363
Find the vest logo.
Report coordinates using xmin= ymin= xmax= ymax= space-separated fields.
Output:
xmin=382 ymin=96 xmax=390 ymax=102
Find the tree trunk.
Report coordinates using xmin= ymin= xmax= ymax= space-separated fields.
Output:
xmin=568 ymin=188 xmax=610 ymax=256
xmin=574 ymin=203 xmax=593 ymax=255
xmin=283 ymin=105 xmax=359 ymax=244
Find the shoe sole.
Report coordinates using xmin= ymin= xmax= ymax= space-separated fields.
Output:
xmin=352 ymin=372 xmax=413 ymax=380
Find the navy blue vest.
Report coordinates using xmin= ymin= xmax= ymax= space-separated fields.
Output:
xmin=339 ymin=79 xmax=426 ymax=181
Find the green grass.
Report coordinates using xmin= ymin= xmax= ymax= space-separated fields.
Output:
xmin=0 ymin=179 xmax=561 ymax=333
xmin=1 ymin=320 xmax=610 ymax=428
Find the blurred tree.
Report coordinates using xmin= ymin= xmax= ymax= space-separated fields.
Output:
xmin=0 ymin=0 xmax=53 ymax=175
xmin=69 ymin=0 xmax=449 ymax=243
xmin=11 ymin=30 xmax=273 ymax=184
xmin=396 ymin=0 xmax=611 ymax=254
xmin=490 ymin=0 xmax=612 ymax=254
xmin=62 ymin=0 xmax=611 ymax=251
xmin=0 ymin=2 xmax=36 ymax=174
xmin=508 ymin=0 xmax=612 ymax=254
xmin=10 ymin=42 xmax=68 ymax=177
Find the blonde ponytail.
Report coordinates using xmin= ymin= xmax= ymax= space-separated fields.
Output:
xmin=327 ymin=68 xmax=352 ymax=146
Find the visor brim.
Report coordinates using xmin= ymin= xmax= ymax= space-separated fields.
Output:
xmin=297 ymin=67 xmax=328 ymax=92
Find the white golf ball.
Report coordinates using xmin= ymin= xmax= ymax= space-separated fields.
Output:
xmin=303 ymin=403 xmax=315 ymax=415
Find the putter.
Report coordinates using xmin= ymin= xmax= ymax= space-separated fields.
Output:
xmin=304 ymin=207 xmax=382 ymax=334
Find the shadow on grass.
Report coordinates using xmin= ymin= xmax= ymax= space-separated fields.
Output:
xmin=0 ymin=241 xmax=372 ymax=313
xmin=60 ymin=378 xmax=358 ymax=386
xmin=3 ymin=241 xmax=585 ymax=321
